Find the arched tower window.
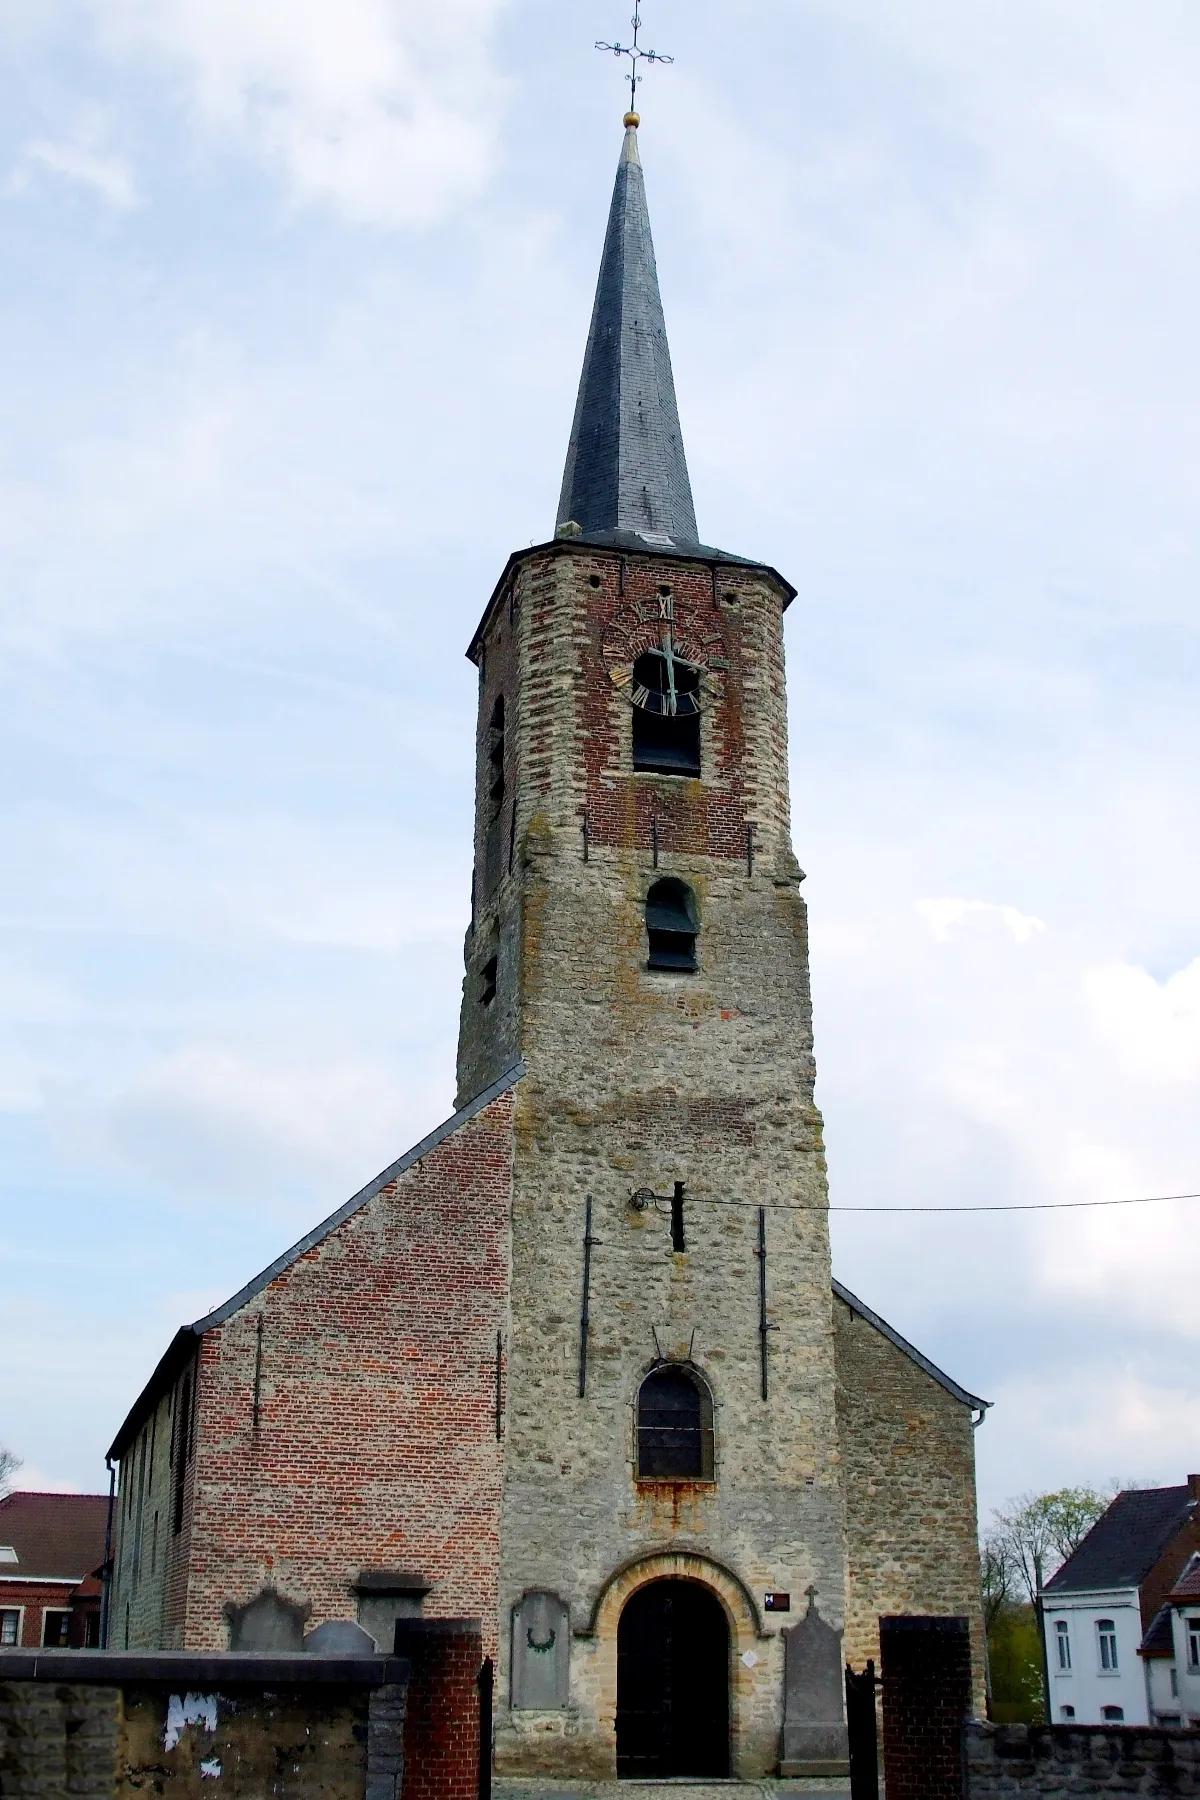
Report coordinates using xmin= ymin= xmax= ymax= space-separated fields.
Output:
xmin=487 ymin=696 xmax=506 ymax=820
xmin=632 ymin=652 xmax=701 ymax=776
xmin=483 ymin=695 xmax=506 ymax=891
xmin=636 ymin=1365 xmax=714 ymax=1480
xmin=645 ymin=879 xmax=698 ymax=972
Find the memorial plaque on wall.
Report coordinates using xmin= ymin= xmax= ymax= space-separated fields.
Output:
xmin=511 ymin=1590 xmax=570 ymax=1710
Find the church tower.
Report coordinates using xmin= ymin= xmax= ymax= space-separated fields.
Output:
xmin=459 ymin=117 xmax=844 ymax=1780
xmin=103 ymin=105 xmax=986 ymax=1789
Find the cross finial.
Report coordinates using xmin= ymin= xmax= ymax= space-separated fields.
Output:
xmin=806 ymin=1584 xmax=819 ymax=1610
xmin=596 ymin=3 xmax=674 ymax=123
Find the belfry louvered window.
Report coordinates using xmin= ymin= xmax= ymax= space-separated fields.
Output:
xmin=645 ymin=880 xmax=698 ymax=971
xmin=631 ymin=653 xmax=701 ymax=776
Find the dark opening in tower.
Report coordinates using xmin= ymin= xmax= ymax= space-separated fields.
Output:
xmin=645 ymin=879 xmax=698 ymax=972
xmin=632 ymin=653 xmax=701 ymax=775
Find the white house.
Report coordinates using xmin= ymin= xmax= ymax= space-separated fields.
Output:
xmin=1141 ymin=1552 xmax=1200 ymax=1727
xmin=1040 ymin=1477 xmax=1200 ymax=1726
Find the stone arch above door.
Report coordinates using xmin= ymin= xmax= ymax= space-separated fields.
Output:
xmin=578 ymin=1549 xmax=769 ymax=1644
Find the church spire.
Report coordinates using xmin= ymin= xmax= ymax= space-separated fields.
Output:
xmin=556 ymin=119 xmax=699 ymax=548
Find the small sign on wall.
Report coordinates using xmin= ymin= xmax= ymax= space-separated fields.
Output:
xmin=764 ymin=1592 xmax=791 ymax=1612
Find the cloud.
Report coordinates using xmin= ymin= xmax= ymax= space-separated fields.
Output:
xmin=979 ymin=1367 xmax=1198 ymax=1513
xmin=12 ymin=125 xmax=138 ymax=208
xmin=91 ymin=0 xmax=511 ymax=226
xmin=916 ymin=897 xmax=1047 ymax=945
xmin=1084 ymin=956 xmax=1200 ymax=1084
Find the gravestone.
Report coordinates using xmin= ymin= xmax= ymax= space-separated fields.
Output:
xmin=224 ymin=1587 xmax=309 ymax=1651
xmin=355 ymin=1568 xmax=431 ymax=1651
xmin=510 ymin=1591 xmax=570 ymax=1710
xmin=304 ymin=1619 xmax=379 ymax=1654
xmin=780 ymin=1587 xmax=850 ymax=1777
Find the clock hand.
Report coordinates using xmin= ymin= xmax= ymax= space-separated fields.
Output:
xmin=661 ymin=629 xmax=678 ymax=716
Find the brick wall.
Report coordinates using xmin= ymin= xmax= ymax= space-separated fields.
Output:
xmin=965 ymin=1721 xmax=1200 ymax=1796
xmin=880 ymin=1615 xmax=972 ymax=1800
xmin=113 ymin=1088 xmax=515 ymax=1653
xmin=394 ymin=1619 xmax=484 ymax=1800
xmin=835 ymin=1295 xmax=986 ymax=1714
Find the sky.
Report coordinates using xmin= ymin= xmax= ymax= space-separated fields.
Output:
xmin=1 ymin=0 xmax=1198 ymax=1525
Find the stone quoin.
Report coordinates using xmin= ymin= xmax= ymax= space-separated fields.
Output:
xmin=106 ymin=113 xmax=989 ymax=1782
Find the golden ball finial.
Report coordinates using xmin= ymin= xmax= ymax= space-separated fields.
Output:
xmin=624 ymin=111 xmax=640 ymax=128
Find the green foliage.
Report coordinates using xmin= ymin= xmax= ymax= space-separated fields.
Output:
xmin=987 ymin=1603 xmax=1045 ymax=1724
xmin=991 ymin=1486 xmax=1114 ymax=1601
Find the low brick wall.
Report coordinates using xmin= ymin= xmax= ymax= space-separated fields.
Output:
xmin=966 ymin=1721 xmax=1200 ymax=1797
xmin=880 ymin=1616 xmax=973 ymax=1800
xmin=393 ymin=1620 xmax=484 ymax=1800
xmin=0 ymin=1650 xmax=409 ymax=1800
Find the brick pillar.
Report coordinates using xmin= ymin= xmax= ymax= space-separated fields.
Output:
xmin=394 ymin=1618 xmax=484 ymax=1800
xmin=880 ymin=1616 xmax=972 ymax=1800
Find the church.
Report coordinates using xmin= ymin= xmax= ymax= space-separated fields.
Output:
xmin=107 ymin=111 xmax=988 ymax=1783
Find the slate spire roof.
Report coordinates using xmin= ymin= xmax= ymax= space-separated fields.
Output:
xmin=557 ymin=121 xmax=699 ymax=548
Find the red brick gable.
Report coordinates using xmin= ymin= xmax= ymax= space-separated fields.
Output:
xmin=171 ymin=1081 xmax=517 ymax=1651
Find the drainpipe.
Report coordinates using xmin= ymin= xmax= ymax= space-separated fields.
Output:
xmin=99 ymin=1457 xmax=116 ymax=1649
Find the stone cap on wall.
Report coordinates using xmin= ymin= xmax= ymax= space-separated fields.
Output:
xmin=0 ymin=1649 xmax=412 ymax=1686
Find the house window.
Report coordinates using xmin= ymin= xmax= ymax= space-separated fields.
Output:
xmin=1059 ymin=1705 xmax=1075 ymax=1720
xmin=0 ymin=1609 xmax=19 ymax=1645
xmin=631 ymin=653 xmax=701 ymax=776
xmin=480 ymin=955 xmax=498 ymax=1006
xmin=42 ymin=1610 xmax=70 ymax=1648
xmin=1101 ymin=1705 xmax=1124 ymax=1722
xmin=0 ymin=1545 xmax=17 ymax=1564
xmin=636 ymin=1364 xmax=714 ymax=1480
xmin=645 ymin=879 xmax=698 ymax=971
xmin=1097 ymin=1619 xmax=1119 ymax=1671
xmin=1188 ymin=1618 xmax=1200 ymax=1670
xmin=1055 ymin=1619 xmax=1071 ymax=1670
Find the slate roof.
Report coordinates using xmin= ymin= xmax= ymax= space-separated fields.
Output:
xmin=557 ymin=124 xmax=698 ymax=548
xmin=1140 ymin=1603 xmax=1175 ymax=1656
xmin=831 ymin=1279 xmax=989 ymax=1413
xmin=0 ymin=1492 xmax=110 ymax=1583
xmin=1044 ymin=1485 xmax=1198 ymax=1594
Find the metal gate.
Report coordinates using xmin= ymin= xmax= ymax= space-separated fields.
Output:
xmin=845 ymin=1659 xmax=879 ymax=1800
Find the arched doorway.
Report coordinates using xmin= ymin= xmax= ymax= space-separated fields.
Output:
xmin=616 ymin=1578 xmax=730 ymax=1778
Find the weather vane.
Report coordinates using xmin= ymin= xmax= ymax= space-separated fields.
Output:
xmin=596 ymin=3 xmax=674 ymax=120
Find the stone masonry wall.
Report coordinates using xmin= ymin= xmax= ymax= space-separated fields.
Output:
xmin=965 ymin=1721 xmax=1200 ymax=1797
xmin=0 ymin=1659 xmax=411 ymax=1800
xmin=121 ymin=1090 xmax=515 ymax=1652
xmin=834 ymin=1294 xmax=986 ymax=1716
xmin=463 ymin=545 xmax=846 ymax=1781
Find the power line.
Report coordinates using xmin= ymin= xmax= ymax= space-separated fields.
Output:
xmin=673 ymin=1190 xmax=1200 ymax=1215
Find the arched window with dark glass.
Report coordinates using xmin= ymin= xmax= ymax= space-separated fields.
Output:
xmin=645 ymin=879 xmax=698 ymax=971
xmin=483 ymin=695 xmax=506 ymax=890
xmin=636 ymin=1365 xmax=714 ymax=1480
xmin=632 ymin=652 xmax=701 ymax=776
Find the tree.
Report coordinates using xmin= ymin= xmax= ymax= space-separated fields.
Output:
xmin=981 ymin=1526 xmax=1018 ymax=1633
xmin=0 ymin=1443 xmax=21 ymax=1500
xmin=991 ymin=1487 xmax=1113 ymax=1602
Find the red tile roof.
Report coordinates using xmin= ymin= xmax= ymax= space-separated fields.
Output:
xmin=1167 ymin=1560 xmax=1200 ymax=1604
xmin=0 ymin=1492 xmax=110 ymax=1582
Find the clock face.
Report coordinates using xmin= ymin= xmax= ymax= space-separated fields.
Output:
xmin=602 ymin=595 xmax=725 ymax=715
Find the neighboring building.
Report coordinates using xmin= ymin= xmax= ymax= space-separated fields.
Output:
xmin=1041 ymin=1476 xmax=1200 ymax=1725
xmin=1142 ymin=1551 xmax=1200 ymax=1727
xmin=0 ymin=1491 xmax=109 ymax=1649
xmin=106 ymin=113 xmax=989 ymax=1782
